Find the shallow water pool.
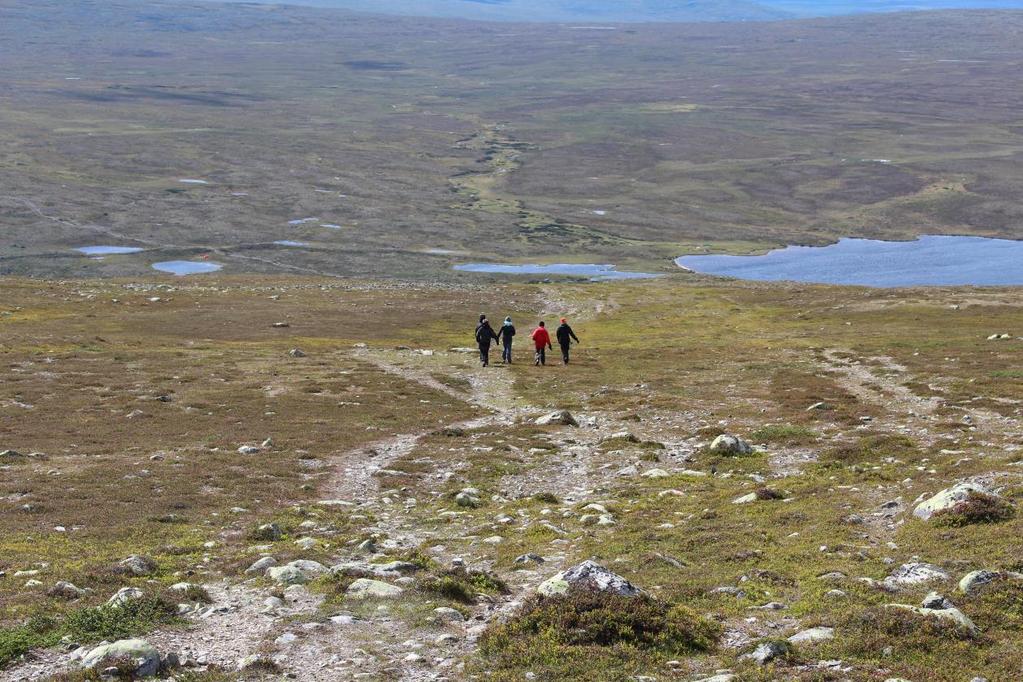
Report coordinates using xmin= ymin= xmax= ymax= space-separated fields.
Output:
xmin=152 ymin=261 xmax=223 ymax=276
xmin=676 ymin=236 xmax=1023 ymax=287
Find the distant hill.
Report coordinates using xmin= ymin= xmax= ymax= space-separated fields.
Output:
xmin=214 ymin=0 xmax=1023 ymax=21
xmin=214 ymin=0 xmax=794 ymax=22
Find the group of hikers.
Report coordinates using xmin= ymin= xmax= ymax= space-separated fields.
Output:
xmin=475 ymin=314 xmax=579 ymax=367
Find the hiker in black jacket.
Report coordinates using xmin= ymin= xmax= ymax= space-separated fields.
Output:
xmin=499 ymin=317 xmax=516 ymax=364
xmin=556 ymin=318 xmax=580 ymax=365
xmin=475 ymin=314 xmax=500 ymax=367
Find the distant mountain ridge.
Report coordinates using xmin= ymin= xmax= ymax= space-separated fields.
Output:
xmin=215 ymin=0 xmax=1023 ymax=22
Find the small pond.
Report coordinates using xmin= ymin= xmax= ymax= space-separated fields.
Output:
xmin=676 ymin=236 xmax=1023 ymax=287
xmin=273 ymin=240 xmax=308 ymax=247
xmin=152 ymin=261 xmax=223 ymax=276
xmin=455 ymin=263 xmax=659 ymax=281
xmin=76 ymin=246 xmax=144 ymax=256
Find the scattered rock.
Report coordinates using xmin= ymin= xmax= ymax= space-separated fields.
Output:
xmin=886 ymin=603 xmax=979 ymax=635
xmin=288 ymin=348 xmax=306 ymax=358
xmin=884 ymin=562 xmax=950 ymax=588
xmin=788 ymin=627 xmax=834 ymax=645
xmin=537 ymin=560 xmax=642 ymax=597
xmin=107 ymin=587 xmax=145 ymax=606
xmin=455 ymin=489 xmax=482 ymax=508
xmin=237 ymin=445 xmax=261 ymax=455
xmin=921 ymin=592 xmax=954 ymax=610
xmin=117 ymin=555 xmax=158 ymax=577
xmin=254 ymin=523 xmax=283 ymax=541
xmin=535 ymin=410 xmax=579 ymax=427
xmin=245 ymin=556 xmax=278 ymax=575
xmin=81 ymin=639 xmax=162 ymax=678
xmin=346 ymin=578 xmax=404 ymax=600
xmin=49 ymin=581 xmax=87 ymax=600
xmin=914 ymin=482 xmax=994 ymax=521
xmin=267 ymin=560 xmax=328 ymax=585
xmin=709 ymin=435 xmax=753 ymax=456
xmin=433 ymin=606 xmax=465 ymax=623
xmin=959 ymin=570 xmax=1001 ymax=595
xmin=742 ymin=640 xmax=790 ymax=665
xmin=515 ymin=553 xmax=545 ymax=565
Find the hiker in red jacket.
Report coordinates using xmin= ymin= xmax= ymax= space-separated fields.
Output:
xmin=530 ymin=321 xmax=553 ymax=366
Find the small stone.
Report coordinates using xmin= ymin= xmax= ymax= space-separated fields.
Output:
xmin=288 ymin=348 xmax=306 ymax=358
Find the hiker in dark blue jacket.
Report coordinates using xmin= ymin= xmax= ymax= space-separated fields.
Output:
xmin=475 ymin=314 xmax=499 ymax=367
xmin=499 ymin=317 xmax=516 ymax=364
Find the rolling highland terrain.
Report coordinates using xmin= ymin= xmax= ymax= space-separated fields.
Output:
xmin=3 ymin=1 xmax=1023 ymax=279
xmin=2 ymin=1 xmax=1023 ymax=682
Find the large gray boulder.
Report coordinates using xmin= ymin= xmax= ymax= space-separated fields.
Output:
xmin=537 ymin=560 xmax=642 ymax=597
xmin=914 ymin=482 xmax=992 ymax=521
xmin=81 ymin=639 xmax=161 ymax=677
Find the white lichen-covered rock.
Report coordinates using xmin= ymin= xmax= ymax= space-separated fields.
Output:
xmin=884 ymin=562 xmax=950 ymax=588
xmin=345 ymin=578 xmax=404 ymax=600
xmin=535 ymin=410 xmax=579 ymax=427
xmin=245 ymin=556 xmax=278 ymax=575
xmin=913 ymin=482 xmax=993 ymax=521
xmin=107 ymin=587 xmax=145 ymax=606
xmin=742 ymin=640 xmax=790 ymax=665
xmin=732 ymin=493 xmax=758 ymax=505
xmin=886 ymin=603 xmax=979 ymax=634
xmin=537 ymin=560 xmax=642 ymax=597
xmin=709 ymin=435 xmax=753 ymax=456
xmin=959 ymin=570 xmax=1000 ymax=595
xmin=118 ymin=555 xmax=158 ymax=576
xmin=81 ymin=639 xmax=161 ymax=677
xmin=787 ymin=627 xmax=834 ymax=645
xmin=266 ymin=560 xmax=328 ymax=585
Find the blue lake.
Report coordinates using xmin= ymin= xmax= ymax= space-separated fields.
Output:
xmin=455 ymin=263 xmax=659 ymax=281
xmin=152 ymin=261 xmax=223 ymax=276
xmin=676 ymin=236 xmax=1023 ymax=287
xmin=76 ymin=246 xmax=144 ymax=256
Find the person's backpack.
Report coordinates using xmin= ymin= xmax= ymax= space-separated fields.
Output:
xmin=475 ymin=324 xmax=488 ymax=344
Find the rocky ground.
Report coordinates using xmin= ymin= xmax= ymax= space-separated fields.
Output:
xmin=2 ymin=277 xmax=1023 ymax=681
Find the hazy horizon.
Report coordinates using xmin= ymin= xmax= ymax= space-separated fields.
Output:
xmin=207 ymin=0 xmax=1023 ymax=22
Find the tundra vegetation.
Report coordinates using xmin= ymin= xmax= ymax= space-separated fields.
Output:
xmin=2 ymin=276 xmax=1023 ymax=680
